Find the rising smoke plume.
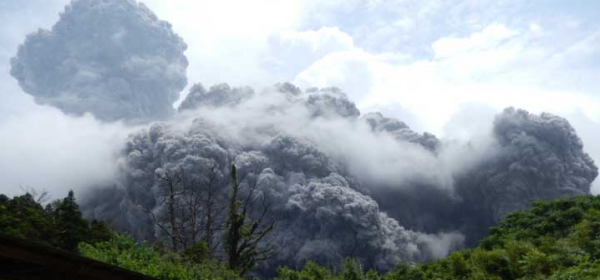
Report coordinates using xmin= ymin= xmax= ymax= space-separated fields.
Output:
xmin=9 ymin=0 xmax=598 ymax=275
xmin=10 ymin=0 xmax=188 ymax=122
xmin=452 ymin=108 xmax=599 ymax=243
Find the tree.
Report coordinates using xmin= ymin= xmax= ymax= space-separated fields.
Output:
xmin=53 ymin=190 xmax=92 ymax=251
xmin=224 ymin=164 xmax=276 ymax=276
xmin=0 ymin=193 xmax=55 ymax=244
xmin=200 ymin=164 xmax=220 ymax=256
xmin=0 ymin=190 xmax=112 ymax=251
xmin=144 ymin=163 xmax=223 ymax=253
xmin=142 ymin=162 xmax=276 ymax=275
xmin=183 ymin=241 xmax=210 ymax=264
xmin=147 ymin=169 xmax=186 ymax=251
xmin=90 ymin=219 xmax=114 ymax=244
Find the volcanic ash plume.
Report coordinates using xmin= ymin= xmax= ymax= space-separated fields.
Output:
xmin=10 ymin=0 xmax=188 ymax=122
xmin=362 ymin=112 xmax=440 ymax=152
xmin=84 ymin=85 xmax=465 ymax=273
xmin=272 ymin=173 xmax=464 ymax=270
xmin=455 ymin=108 xmax=599 ymax=243
xmin=82 ymin=82 xmax=598 ymax=273
xmin=178 ymin=83 xmax=255 ymax=112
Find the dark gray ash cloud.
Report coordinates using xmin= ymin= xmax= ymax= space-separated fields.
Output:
xmin=179 ymin=83 xmax=254 ymax=112
xmin=84 ymin=85 xmax=465 ymax=273
xmin=83 ymin=81 xmax=597 ymax=273
xmin=454 ymin=108 xmax=598 ymax=243
xmin=362 ymin=112 xmax=441 ymax=152
xmin=10 ymin=0 xmax=188 ymax=122
xmin=305 ymin=87 xmax=361 ymax=119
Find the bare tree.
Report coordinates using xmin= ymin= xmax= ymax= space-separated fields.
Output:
xmin=180 ymin=162 xmax=222 ymax=255
xmin=200 ymin=163 xmax=221 ymax=256
xmin=143 ymin=163 xmax=225 ymax=253
xmin=142 ymin=162 xmax=277 ymax=275
xmin=20 ymin=185 xmax=50 ymax=204
xmin=143 ymin=169 xmax=186 ymax=251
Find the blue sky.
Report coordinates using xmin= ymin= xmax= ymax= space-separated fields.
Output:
xmin=1 ymin=0 xmax=599 ymax=194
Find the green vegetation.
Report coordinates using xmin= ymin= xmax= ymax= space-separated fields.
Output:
xmin=79 ymin=234 xmax=241 ymax=280
xmin=0 ymin=189 xmax=241 ymax=279
xmin=3 ymin=191 xmax=600 ymax=279
xmin=225 ymin=164 xmax=276 ymax=276
xmin=0 ymin=190 xmax=112 ymax=251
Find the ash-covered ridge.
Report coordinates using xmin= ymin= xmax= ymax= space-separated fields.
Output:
xmin=10 ymin=0 xmax=188 ymax=122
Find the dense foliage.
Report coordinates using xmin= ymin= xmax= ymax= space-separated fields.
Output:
xmin=3 ymin=191 xmax=600 ymax=279
xmin=79 ymin=235 xmax=241 ymax=280
xmin=0 ymin=190 xmax=112 ymax=251
xmin=0 ymin=190 xmax=242 ymax=279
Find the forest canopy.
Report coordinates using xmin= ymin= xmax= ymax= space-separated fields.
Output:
xmin=3 ymin=191 xmax=600 ymax=279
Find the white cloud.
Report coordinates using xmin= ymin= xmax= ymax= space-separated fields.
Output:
xmin=294 ymin=49 xmax=375 ymax=102
xmin=263 ymin=27 xmax=356 ymax=82
xmin=273 ymin=27 xmax=355 ymax=55
xmin=290 ymin=21 xmax=600 ymax=128
xmin=0 ymin=103 xmax=134 ymax=198
xmin=140 ymin=0 xmax=307 ymax=88
xmin=432 ymin=24 xmax=517 ymax=59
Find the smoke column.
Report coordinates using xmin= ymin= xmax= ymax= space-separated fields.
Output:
xmin=10 ymin=0 xmax=188 ymax=123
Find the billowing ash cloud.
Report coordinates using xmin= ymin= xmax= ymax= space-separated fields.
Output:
xmin=83 ymin=80 xmax=597 ymax=274
xmin=272 ymin=173 xmax=463 ymax=270
xmin=179 ymin=83 xmax=254 ymax=112
xmin=454 ymin=108 xmax=598 ymax=242
xmin=362 ymin=112 xmax=440 ymax=152
xmin=305 ymin=87 xmax=360 ymax=119
xmin=490 ymin=108 xmax=598 ymax=213
xmin=84 ymin=84 xmax=465 ymax=273
xmin=10 ymin=0 xmax=188 ymax=122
